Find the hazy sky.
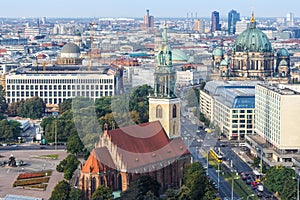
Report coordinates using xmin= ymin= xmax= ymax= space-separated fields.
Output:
xmin=1 ymin=0 xmax=299 ymax=18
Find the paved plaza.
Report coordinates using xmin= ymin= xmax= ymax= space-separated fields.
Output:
xmin=0 ymin=149 xmax=68 ymax=200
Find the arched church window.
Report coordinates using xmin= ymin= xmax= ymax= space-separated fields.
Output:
xmin=156 ymin=105 xmax=163 ymax=118
xmin=172 ymin=105 xmax=177 ymax=118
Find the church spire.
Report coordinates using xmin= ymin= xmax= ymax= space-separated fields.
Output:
xmin=162 ymin=22 xmax=168 ymax=43
xmin=250 ymin=10 xmax=256 ymax=29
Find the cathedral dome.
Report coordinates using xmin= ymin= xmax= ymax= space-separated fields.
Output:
xmin=233 ymin=14 xmax=272 ymax=53
xmin=61 ymin=42 xmax=81 ymax=58
xmin=277 ymin=48 xmax=289 ymax=57
xmin=212 ymin=47 xmax=224 ymax=57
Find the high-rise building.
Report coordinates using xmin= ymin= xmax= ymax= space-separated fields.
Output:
xmin=211 ymin=11 xmax=221 ymax=33
xmin=286 ymin=12 xmax=294 ymax=27
xmin=194 ymin=19 xmax=205 ymax=33
xmin=143 ymin=9 xmax=154 ymax=28
xmin=228 ymin=10 xmax=240 ymax=35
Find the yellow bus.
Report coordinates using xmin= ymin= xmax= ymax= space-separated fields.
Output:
xmin=209 ymin=149 xmax=222 ymax=163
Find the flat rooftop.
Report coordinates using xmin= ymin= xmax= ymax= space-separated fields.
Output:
xmin=259 ymin=83 xmax=300 ymax=95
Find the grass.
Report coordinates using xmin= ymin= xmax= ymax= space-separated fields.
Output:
xmin=38 ymin=154 xmax=58 ymax=159
xmin=201 ymin=150 xmax=259 ymax=200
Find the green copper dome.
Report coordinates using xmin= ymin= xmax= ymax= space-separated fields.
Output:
xmin=212 ymin=47 xmax=224 ymax=57
xmin=233 ymin=13 xmax=272 ymax=53
xmin=277 ymin=48 xmax=289 ymax=57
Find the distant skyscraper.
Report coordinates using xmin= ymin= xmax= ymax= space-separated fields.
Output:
xmin=228 ymin=10 xmax=240 ymax=35
xmin=144 ymin=9 xmax=154 ymax=28
xmin=286 ymin=12 xmax=294 ymax=27
xmin=194 ymin=19 xmax=205 ymax=33
xmin=211 ymin=11 xmax=221 ymax=33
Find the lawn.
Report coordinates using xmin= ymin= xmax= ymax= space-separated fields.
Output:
xmin=38 ymin=154 xmax=58 ymax=159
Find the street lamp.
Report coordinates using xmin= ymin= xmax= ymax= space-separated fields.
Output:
xmin=231 ymin=175 xmax=239 ymax=200
xmin=247 ymin=194 xmax=255 ymax=200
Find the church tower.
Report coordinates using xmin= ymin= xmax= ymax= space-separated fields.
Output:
xmin=149 ymin=24 xmax=181 ymax=138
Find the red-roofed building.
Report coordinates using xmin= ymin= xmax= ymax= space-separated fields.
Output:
xmin=79 ymin=122 xmax=190 ymax=199
xmin=79 ymin=24 xmax=191 ymax=200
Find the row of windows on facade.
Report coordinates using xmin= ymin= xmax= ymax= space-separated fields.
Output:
xmin=7 ymin=91 xmax=113 ymax=99
xmin=155 ymin=105 xmax=177 ymax=118
xmin=8 ymin=97 xmax=105 ymax=104
xmin=7 ymin=84 xmax=114 ymax=91
xmin=6 ymin=78 xmax=114 ymax=84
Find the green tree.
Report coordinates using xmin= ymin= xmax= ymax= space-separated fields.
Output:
xmin=264 ymin=166 xmax=297 ymax=200
xmin=182 ymin=162 xmax=216 ymax=200
xmin=66 ymin=134 xmax=84 ymax=154
xmin=91 ymin=185 xmax=113 ymax=200
xmin=121 ymin=175 xmax=161 ymax=200
xmin=129 ymin=84 xmax=151 ymax=123
xmin=59 ymin=99 xmax=73 ymax=114
xmin=186 ymin=88 xmax=200 ymax=107
xmin=0 ymin=119 xmax=21 ymax=140
xmin=176 ymin=185 xmax=191 ymax=200
xmin=56 ymin=154 xmax=80 ymax=180
xmin=49 ymin=180 xmax=71 ymax=200
xmin=69 ymin=188 xmax=84 ymax=200
xmin=7 ymin=101 xmax=21 ymax=116
xmin=166 ymin=188 xmax=176 ymax=200
xmin=17 ymin=97 xmax=45 ymax=119
xmin=0 ymin=85 xmax=7 ymax=113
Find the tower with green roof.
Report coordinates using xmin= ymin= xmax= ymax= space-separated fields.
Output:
xmin=149 ymin=23 xmax=181 ymax=139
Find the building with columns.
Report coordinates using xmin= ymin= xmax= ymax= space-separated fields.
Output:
xmin=79 ymin=24 xmax=190 ymax=199
xmin=212 ymin=12 xmax=290 ymax=83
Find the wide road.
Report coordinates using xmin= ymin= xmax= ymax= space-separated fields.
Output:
xmin=181 ymin=117 xmax=240 ymax=199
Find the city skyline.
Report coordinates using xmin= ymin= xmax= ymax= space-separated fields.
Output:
xmin=0 ymin=0 xmax=300 ymax=18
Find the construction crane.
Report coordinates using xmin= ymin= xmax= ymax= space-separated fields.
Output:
xmin=88 ymin=22 xmax=95 ymax=72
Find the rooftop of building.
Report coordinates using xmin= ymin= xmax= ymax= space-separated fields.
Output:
xmin=258 ymin=83 xmax=300 ymax=95
xmin=8 ymin=64 xmax=118 ymax=76
xmin=203 ymin=80 xmax=261 ymax=96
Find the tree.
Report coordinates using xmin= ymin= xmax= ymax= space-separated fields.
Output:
xmin=264 ymin=166 xmax=297 ymax=200
xmin=182 ymin=162 xmax=216 ymax=200
xmin=49 ymin=180 xmax=71 ymax=200
xmin=166 ymin=188 xmax=176 ymax=200
xmin=56 ymin=154 xmax=80 ymax=180
xmin=0 ymin=85 xmax=7 ymax=113
xmin=17 ymin=97 xmax=45 ymax=119
xmin=186 ymin=88 xmax=200 ymax=107
xmin=66 ymin=134 xmax=84 ymax=154
xmin=0 ymin=119 xmax=21 ymax=141
xmin=59 ymin=99 xmax=73 ymax=114
xmin=121 ymin=175 xmax=161 ymax=200
xmin=129 ymin=84 xmax=151 ymax=123
xmin=176 ymin=185 xmax=191 ymax=200
xmin=69 ymin=188 xmax=84 ymax=200
xmin=91 ymin=185 xmax=113 ymax=200
xmin=199 ymin=82 xmax=206 ymax=90
xmin=7 ymin=101 xmax=21 ymax=116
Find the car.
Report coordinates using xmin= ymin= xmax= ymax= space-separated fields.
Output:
xmin=40 ymin=146 xmax=46 ymax=149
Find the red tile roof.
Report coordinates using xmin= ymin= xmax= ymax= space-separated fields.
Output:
xmin=81 ymin=147 xmax=115 ymax=173
xmin=107 ymin=121 xmax=170 ymax=153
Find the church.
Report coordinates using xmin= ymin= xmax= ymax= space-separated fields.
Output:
xmin=212 ymin=12 xmax=290 ymax=82
xmin=78 ymin=24 xmax=191 ymax=199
